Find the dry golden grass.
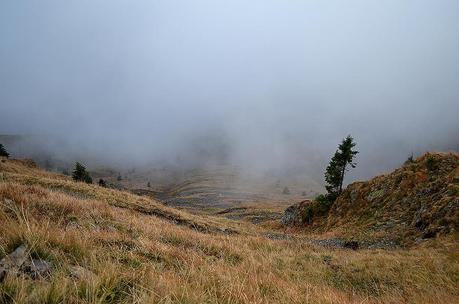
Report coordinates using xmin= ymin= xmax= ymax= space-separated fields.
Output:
xmin=0 ymin=158 xmax=458 ymax=303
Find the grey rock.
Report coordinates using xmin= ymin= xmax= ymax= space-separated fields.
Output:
xmin=0 ymin=244 xmax=28 ymax=282
xmin=69 ymin=265 xmax=95 ymax=280
xmin=263 ymin=233 xmax=293 ymax=241
xmin=280 ymin=200 xmax=311 ymax=226
xmin=20 ymin=259 xmax=52 ymax=279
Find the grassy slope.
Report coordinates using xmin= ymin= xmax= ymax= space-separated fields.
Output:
xmin=106 ymin=165 xmax=321 ymax=216
xmin=0 ymin=158 xmax=458 ymax=303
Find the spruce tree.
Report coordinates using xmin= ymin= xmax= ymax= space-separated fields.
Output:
xmin=324 ymin=135 xmax=358 ymax=201
xmin=0 ymin=144 xmax=10 ymax=158
xmin=72 ymin=162 xmax=92 ymax=184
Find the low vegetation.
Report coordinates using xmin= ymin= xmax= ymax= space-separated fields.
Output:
xmin=0 ymin=157 xmax=458 ymax=303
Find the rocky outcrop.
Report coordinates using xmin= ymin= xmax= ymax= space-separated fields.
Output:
xmin=280 ymin=200 xmax=312 ymax=226
xmin=280 ymin=152 xmax=459 ymax=244
xmin=327 ymin=153 xmax=459 ymax=240
xmin=282 ymin=153 xmax=459 ymax=245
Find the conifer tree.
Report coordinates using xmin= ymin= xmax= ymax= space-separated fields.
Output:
xmin=72 ymin=162 xmax=92 ymax=184
xmin=324 ymin=135 xmax=358 ymax=201
xmin=0 ymin=144 xmax=10 ymax=158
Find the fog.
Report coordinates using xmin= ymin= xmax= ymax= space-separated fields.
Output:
xmin=1 ymin=1 xmax=458 ymax=181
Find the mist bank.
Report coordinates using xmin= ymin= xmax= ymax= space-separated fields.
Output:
xmin=1 ymin=1 xmax=458 ymax=182
xmin=1 ymin=123 xmax=457 ymax=185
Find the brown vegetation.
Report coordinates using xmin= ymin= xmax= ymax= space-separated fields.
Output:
xmin=0 ymin=157 xmax=458 ymax=303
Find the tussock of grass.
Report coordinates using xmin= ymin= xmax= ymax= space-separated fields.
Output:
xmin=0 ymin=158 xmax=458 ymax=303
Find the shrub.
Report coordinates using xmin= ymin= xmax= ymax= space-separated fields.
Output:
xmin=314 ymin=194 xmax=334 ymax=213
xmin=426 ymin=155 xmax=439 ymax=172
xmin=298 ymin=194 xmax=335 ymax=224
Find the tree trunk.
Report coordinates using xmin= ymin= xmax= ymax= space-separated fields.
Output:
xmin=338 ymin=164 xmax=346 ymax=194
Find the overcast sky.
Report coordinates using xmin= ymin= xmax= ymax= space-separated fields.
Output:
xmin=1 ymin=1 xmax=458 ymax=179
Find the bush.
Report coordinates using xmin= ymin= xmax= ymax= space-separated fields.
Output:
xmin=314 ymin=194 xmax=334 ymax=213
xmin=426 ymin=155 xmax=439 ymax=172
xmin=298 ymin=194 xmax=335 ymax=224
xmin=98 ymin=179 xmax=107 ymax=187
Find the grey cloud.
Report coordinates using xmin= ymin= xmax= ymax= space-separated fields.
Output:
xmin=1 ymin=0 xmax=458 ymax=181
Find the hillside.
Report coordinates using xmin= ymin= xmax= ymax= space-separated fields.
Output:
xmin=99 ymin=165 xmax=322 ymax=224
xmin=327 ymin=152 xmax=459 ymax=243
xmin=0 ymin=157 xmax=458 ymax=303
xmin=282 ymin=152 xmax=459 ymax=247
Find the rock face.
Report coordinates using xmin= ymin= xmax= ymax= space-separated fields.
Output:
xmin=280 ymin=200 xmax=312 ymax=226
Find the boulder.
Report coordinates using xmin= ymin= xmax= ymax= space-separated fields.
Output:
xmin=20 ymin=258 xmax=52 ymax=279
xmin=280 ymin=200 xmax=312 ymax=226
xmin=0 ymin=244 xmax=28 ymax=282
xmin=0 ymin=244 xmax=53 ymax=281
